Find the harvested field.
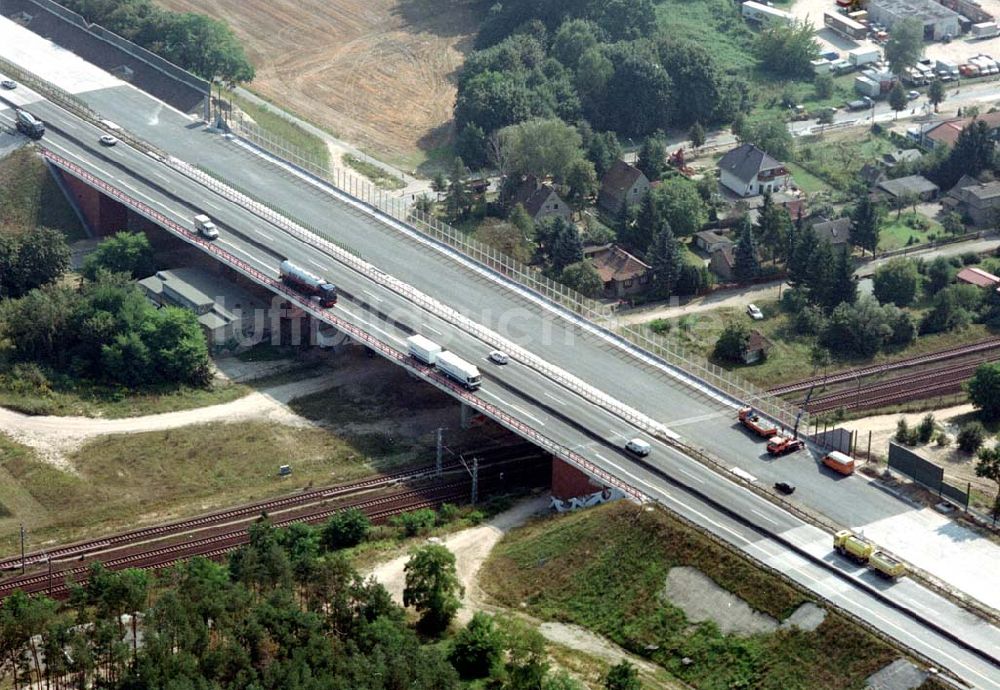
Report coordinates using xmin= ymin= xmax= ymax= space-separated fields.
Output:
xmin=157 ymin=0 xmax=481 ymax=166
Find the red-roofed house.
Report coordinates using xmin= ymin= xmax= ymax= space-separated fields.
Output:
xmin=919 ymin=111 xmax=1000 ymax=150
xmin=584 ymin=244 xmax=651 ymax=298
xmin=957 ymin=266 xmax=1000 ymax=288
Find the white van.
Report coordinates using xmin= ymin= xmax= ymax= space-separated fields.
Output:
xmin=193 ymin=213 xmax=219 ymax=240
xmin=625 ymin=438 xmax=651 ymax=457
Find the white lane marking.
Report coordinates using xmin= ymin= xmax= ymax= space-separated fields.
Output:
xmin=480 ymin=390 xmax=545 ymax=427
xmin=481 ymin=390 xmax=510 ymax=407
xmin=116 ymin=181 xmax=158 ymax=205
xmin=423 ymin=325 xmax=442 ymax=336
xmin=306 ymin=258 xmax=326 ymax=270
xmin=363 ymin=289 xmax=383 ymax=302
xmin=608 ymin=430 xmax=627 ymax=441
xmin=676 ymin=466 xmax=704 ymax=484
xmin=544 ymin=392 xmax=566 ymax=406
xmin=257 ymin=232 xmax=275 ymax=243
xmin=751 ymin=509 xmax=778 ymax=525
xmin=220 ymin=242 xmax=258 ymax=263
xmin=594 ymin=453 xmax=610 ymax=463
xmin=364 ymin=322 xmax=406 ymax=346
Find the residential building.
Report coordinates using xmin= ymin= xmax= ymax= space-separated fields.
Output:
xmin=859 ymin=163 xmax=886 ymax=187
xmin=957 ymin=266 xmax=1000 ymax=288
xmin=881 ymin=148 xmax=922 ymax=168
xmin=718 ymin=144 xmax=792 ymax=197
xmin=810 ymin=217 xmax=852 ymax=246
xmin=598 ymin=161 xmax=650 ymax=215
xmin=915 ymin=111 xmax=1000 ymax=150
xmin=584 ymin=244 xmax=651 ymax=299
xmin=867 ymin=0 xmax=961 ymax=41
xmin=948 ymin=178 xmax=1000 ymax=226
xmin=509 ymin=176 xmax=571 ymax=223
xmin=694 ymin=229 xmax=733 ymax=254
xmin=742 ymin=330 xmax=773 ymax=364
xmin=710 ymin=244 xmax=735 ymax=281
xmin=876 ymin=175 xmax=940 ymax=202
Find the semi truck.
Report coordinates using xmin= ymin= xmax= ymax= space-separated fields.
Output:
xmin=833 ymin=530 xmax=907 ymax=578
xmin=406 ymin=334 xmax=442 ymax=365
xmin=738 ymin=408 xmax=777 ymax=438
xmin=435 ymin=350 xmax=482 ymax=390
xmin=14 ymin=109 xmax=44 ymax=139
xmin=279 ymin=259 xmax=337 ymax=307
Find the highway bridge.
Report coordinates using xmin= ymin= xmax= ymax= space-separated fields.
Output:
xmin=1 ymin=37 xmax=1000 ymax=687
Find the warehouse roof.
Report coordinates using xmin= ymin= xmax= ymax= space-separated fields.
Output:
xmin=870 ymin=0 xmax=961 ymax=22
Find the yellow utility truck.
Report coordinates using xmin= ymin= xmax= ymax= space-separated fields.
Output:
xmin=833 ymin=530 xmax=907 ymax=579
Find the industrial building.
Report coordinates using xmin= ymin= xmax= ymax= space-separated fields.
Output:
xmin=867 ymin=0 xmax=962 ymax=41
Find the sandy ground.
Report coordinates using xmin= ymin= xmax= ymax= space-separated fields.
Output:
xmin=158 ymin=0 xmax=479 ymax=162
xmin=366 ymin=497 xmax=664 ymax=679
xmin=616 ymin=280 xmax=785 ymax=325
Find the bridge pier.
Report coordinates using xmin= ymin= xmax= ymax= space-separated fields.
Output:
xmin=550 ymin=457 xmax=623 ymax=512
xmin=52 ymin=167 xmax=128 ymax=237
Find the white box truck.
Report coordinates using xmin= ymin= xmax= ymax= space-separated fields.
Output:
xmin=193 ymin=214 xmax=219 ymax=240
xmin=406 ymin=334 xmax=442 ymax=365
xmin=936 ymin=58 xmax=960 ymax=80
xmin=847 ymin=46 xmax=880 ymax=67
xmin=435 ymin=351 xmax=482 ymax=390
xmin=973 ymin=21 xmax=1000 ymax=39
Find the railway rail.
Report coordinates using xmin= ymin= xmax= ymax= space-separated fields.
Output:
xmin=768 ymin=337 xmax=1000 ymax=397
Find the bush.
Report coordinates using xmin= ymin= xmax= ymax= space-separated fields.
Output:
xmin=793 ymin=304 xmax=826 ymax=335
xmin=321 ymin=508 xmax=371 ymax=550
xmin=437 ymin=503 xmax=460 ymax=525
xmin=917 ymin=414 xmax=936 ymax=444
xmin=962 ymin=252 xmax=982 ymax=265
xmin=714 ymin=321 xmax=750 ymax=363
xmin=392 ymin=508 xmax=437 ymax=537
xmin=649 ymin=318 xmax=672 ymax=335
xmin=449 ymin=612 xmax=504 ymax=678
xmin=936 ymin=432 xmax=950 ymax=447
xmin=957 ymin=421 xmax=987 ymax=453
xmin=896 ymin=418 xmax=911 ymax=445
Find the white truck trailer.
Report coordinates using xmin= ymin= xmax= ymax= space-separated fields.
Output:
xmin=406 ymin=334 xmax=442 ymax=365
xmin=973 ymin=21 xmax=1000 ymax=39
xmin=435 ymin=351 xmax=482 ymax=390
xmin=847 ymin=46 xmax=881 ymax=67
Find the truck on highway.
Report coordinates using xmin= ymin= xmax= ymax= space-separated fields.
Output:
xmin=435 ymin=350 xmax=482 ymax=390
xmin=406 ymin=334 xmax=442 ymax=365
xmin=833 ymin=530 xmax=907 ymax=579
xmin=279 ymin=259 xmax=337 ymax=307
xmin=193 ymin=214 xmax=219 ymax=240
xmin=738 ymin=408 xmax=777 ymax=438
xmin=14 ymin=109 xmax=44 ymax=139
xmin=822 ymin=450 xmax=855 ymax=475
xmin=766 ymin=435 xmax=805 ymax=456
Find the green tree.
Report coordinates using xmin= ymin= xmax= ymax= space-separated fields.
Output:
xmin=824 ymin=246 xmax=857 ymax=310
xmin=456 ymin=123 xmax=489 ymax=170
xmin=5 ymin=228 xmax=71 ymax=298
xmin=656 ymin=177 xmax=707 ymax=237
xmin=403 ymin=544 xmax=464 ymax=633
xmin=733 ymin=217 xmax=760 ymax=284
xmin=586 ymin=130 xmax=623 ymax=178
xmin=566 ymin=158 xmax=599 ymax=201
xmin=446 ymin=157 xmax=470 ymax=221
xmin=539 ymin=217 xmax=583 ymax=272
xmin=543 ymin=670 xmax=586 ymax=690
xmin=888 ymin=81 xmax=908 ymax=120
xmin=742 ymin=119 xmax=794 ymax=160
xmin=850 ymin=195 xmax=882 ymax=256
xmin=658 ymin=40 xmax=728 ymax=127
xmin=814 ymin=72 xmax=834 ymax=100
xmin=552 ymin=18 xmax=600 ymax=70
xmin=624 ymin=190 xmax=661 ymax=256
xmin=928 ymin=79 xmax=946 ymax=113
xmin=321 ymin=508 xmax=371 ymax=550
xmin=143 ymin=306 xmax=212 ymax=385
xmin=935 ymin=120 xmax=996 ymax=188
xmin=689 ymin=121 xmax=706 ymax=149
xmin=455 ymin=70 xmax=533 ymax=135
xmin=636 ymin=133 xmax=667 ymax=181
xmin=957 ymin=421 xmax=988 ymax=453
xmin=754 ymin=21 xmax=819 ymax=79
xmin=449 ymin=612 xmax=504 ymax=679
xmin=968 ymin=362 xmax=1000 ymax=420
xmin=432 ymin=172 xmax=448 ymax=196
xmin=873 ymin=258 xmax=919 ymax=307
xmin=884 ymin=18 xmax=924 ymax=77
xmin=942 ymin=211 xmax=965 ymax=236
xmin=817 ymin=108 xmax=836 ymax=125
xmin=101 ymin=331 xmax=152 ymax=386
xmin=499 ymin=118 xmax=586 ymax=182
xmin=714 ymin=320 xmax=751 ymax=363
xmin=925 ymin=256 xmax=954 ymax=295
xmin=560 ymin=260 xmax=603 ymax=297
xmin=920 ymin=284 xmax=976 ymax=333
xmin=496 ymin=617 xmax=550 ymax=690
xmin=756 ymin=191 xmax=791 ymax=262
xmin=604 ymin=661 xmax=642 ymax=690
xmin=414 ymin=193 xmax=435 ymax=215
xmin=648 ymin=223 xmax=682 ymax=299
xmin=975 ymin=445 xmax=1000 ymax=522
xmin=820 ymin=296 xmax=892 ymax=357
xmin=602 ymin=54 xmax=672 ymax=137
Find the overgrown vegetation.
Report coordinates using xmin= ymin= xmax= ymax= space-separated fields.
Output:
xmin=231 ymin=93 xmax=331 ymax=168
xmin=343 ymin=154 xmax=406 ymax=190
xmin=0 ymin=148 xmax=85 ymax=241
xmin=483 ymin=501 xmax=899 ymax=688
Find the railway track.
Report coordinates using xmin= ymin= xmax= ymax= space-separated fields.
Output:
xmin=805 ymin=360 xmax=978 ymax=413
xmin=768 ymin=337 xmax=1000 ymax=397
xmin=0 ymin=442 xmax=543 ymax=573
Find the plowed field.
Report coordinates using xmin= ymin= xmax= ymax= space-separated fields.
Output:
xmin=158 ymin=0 xmax=479 ymax=165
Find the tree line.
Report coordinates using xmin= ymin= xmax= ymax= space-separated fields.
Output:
xmin=59 ymin=0 xmax=254 ymax=83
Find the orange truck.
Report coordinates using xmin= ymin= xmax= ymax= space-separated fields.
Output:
xmin=766 ymin=435 xmax=805 ymax=456
xmin=822 ymin=451 xmax=855 ymax=475
xmin=738 ymin=407 xmax=778 ymax=438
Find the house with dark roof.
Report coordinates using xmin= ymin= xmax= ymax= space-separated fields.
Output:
xmin=598 ymin=161 xmax=650 ymax=215
xmin=876 ymin=175 xmax=940 ymax=202
xmin=742 ymin=330 xmax=772 ymax=364
xmin=509 ymin=176 xmax=571 ymax=223
xmin=709 ymin=244 xmax=736 ymax=281
xmin=810 ymin=217 xmax=852 ymax=246
xmin=694 ymin=229 xmax=733 ymax=254
xmin=859 ymin=163 xmax=886 ymax=187
xmin=881 ymin=148 xmax=922 ymax=168
xmin=583 ymin=244 xmax=651 ymax=298
xmin=718 ymin=143 xmax=792 ymax=197
xmin=948 ymin=178 xmax=1000 ymax=226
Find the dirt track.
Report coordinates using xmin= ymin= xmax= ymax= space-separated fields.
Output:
xmin=158 ymin=0 xmax=479 ymax=163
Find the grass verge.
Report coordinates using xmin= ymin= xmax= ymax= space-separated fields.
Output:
xmin=343 ymin=154 xmax=406 ymax=191
xmin=879 ymin=213 xmax=944 ymax=252
xmin=231 ymin=92 xmax=331 ymax=169
xmin=482 ymin=501 xmax=900 ymax=689
xmin=0 ymin=421 xmax=379 ymax=554
xmin=0 ymin=147 xmax=86 ymax=241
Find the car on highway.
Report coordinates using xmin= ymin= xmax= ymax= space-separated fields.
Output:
xmin=625 ymin=438 xmax=651 ymax=457
xmin=774 ymin=481 xmax=796 ymax=495
xmin=746 ymin=304 xmax=764 ymax=320
xmin=0 ymin=79 xmax=16 ymax=90
xmin=488 ymin=350 xmax=509 ymax=365
xmin=907 ymin=90 xmax=920 ymax=100
xmin=99 ymin=134 xmax=118 ymax=146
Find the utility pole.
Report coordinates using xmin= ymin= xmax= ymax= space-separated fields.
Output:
xmin=47 ymin=555 xmax=52 ymax=596
xmin=20 ymin=523 xmax=25 ymax=574
xmin=471 ymin=458 xmax=479 ymax=506
xmin=436 ymin=427 xmax=444 ymax=477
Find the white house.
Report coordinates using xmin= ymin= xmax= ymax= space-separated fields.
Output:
xmin=718 ymin=144 xmax=792 ymax=198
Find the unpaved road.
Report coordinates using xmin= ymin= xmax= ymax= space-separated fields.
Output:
xmin=617 ymin=280 xmax=784 ymax=325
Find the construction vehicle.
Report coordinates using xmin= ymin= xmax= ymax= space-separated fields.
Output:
xmin=667 ymin=148 xmax=694 ymax=176
xmin=766 ymin=435 xmax=805 ymax=456
xmin=279 ymin=259 xmax=337 ymax=307
xmin=14 ymin=109 xmax=45 ymax=139
xmin=738 ymin=408 xmax=777 ymax=438
xmin=833 ymin=530 xmax=907 ymax=579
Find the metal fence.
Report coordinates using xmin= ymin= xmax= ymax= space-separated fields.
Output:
xmin=888 ymin=442 xmax=970 ymax=510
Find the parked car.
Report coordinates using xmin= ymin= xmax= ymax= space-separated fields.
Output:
xmin=99 ymin=134 xmax=118 ymax=146
xmin=907 ymin=90 xmax=920 ymax=100
xmin=0 ymin=79 xmax=16 ymax=90
xmin=774 ymin=481 xmax=796 ymax=495
xmin=747 ymin=304 xmax=764 ymax=320
xmin=488 ymin=350 xmax=509 ymax=365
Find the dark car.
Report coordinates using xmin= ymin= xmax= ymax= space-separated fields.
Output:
xmin=774 ymin=481 xmax=796 ymax=495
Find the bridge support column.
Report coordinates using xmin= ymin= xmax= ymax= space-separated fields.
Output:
xmin=551 ymin=457 xmax=605 ymax=501
xmin=53 ymin=168 xmax=128 ymax=237
xmin=460 ymin=403 xmax=474 ymax=429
